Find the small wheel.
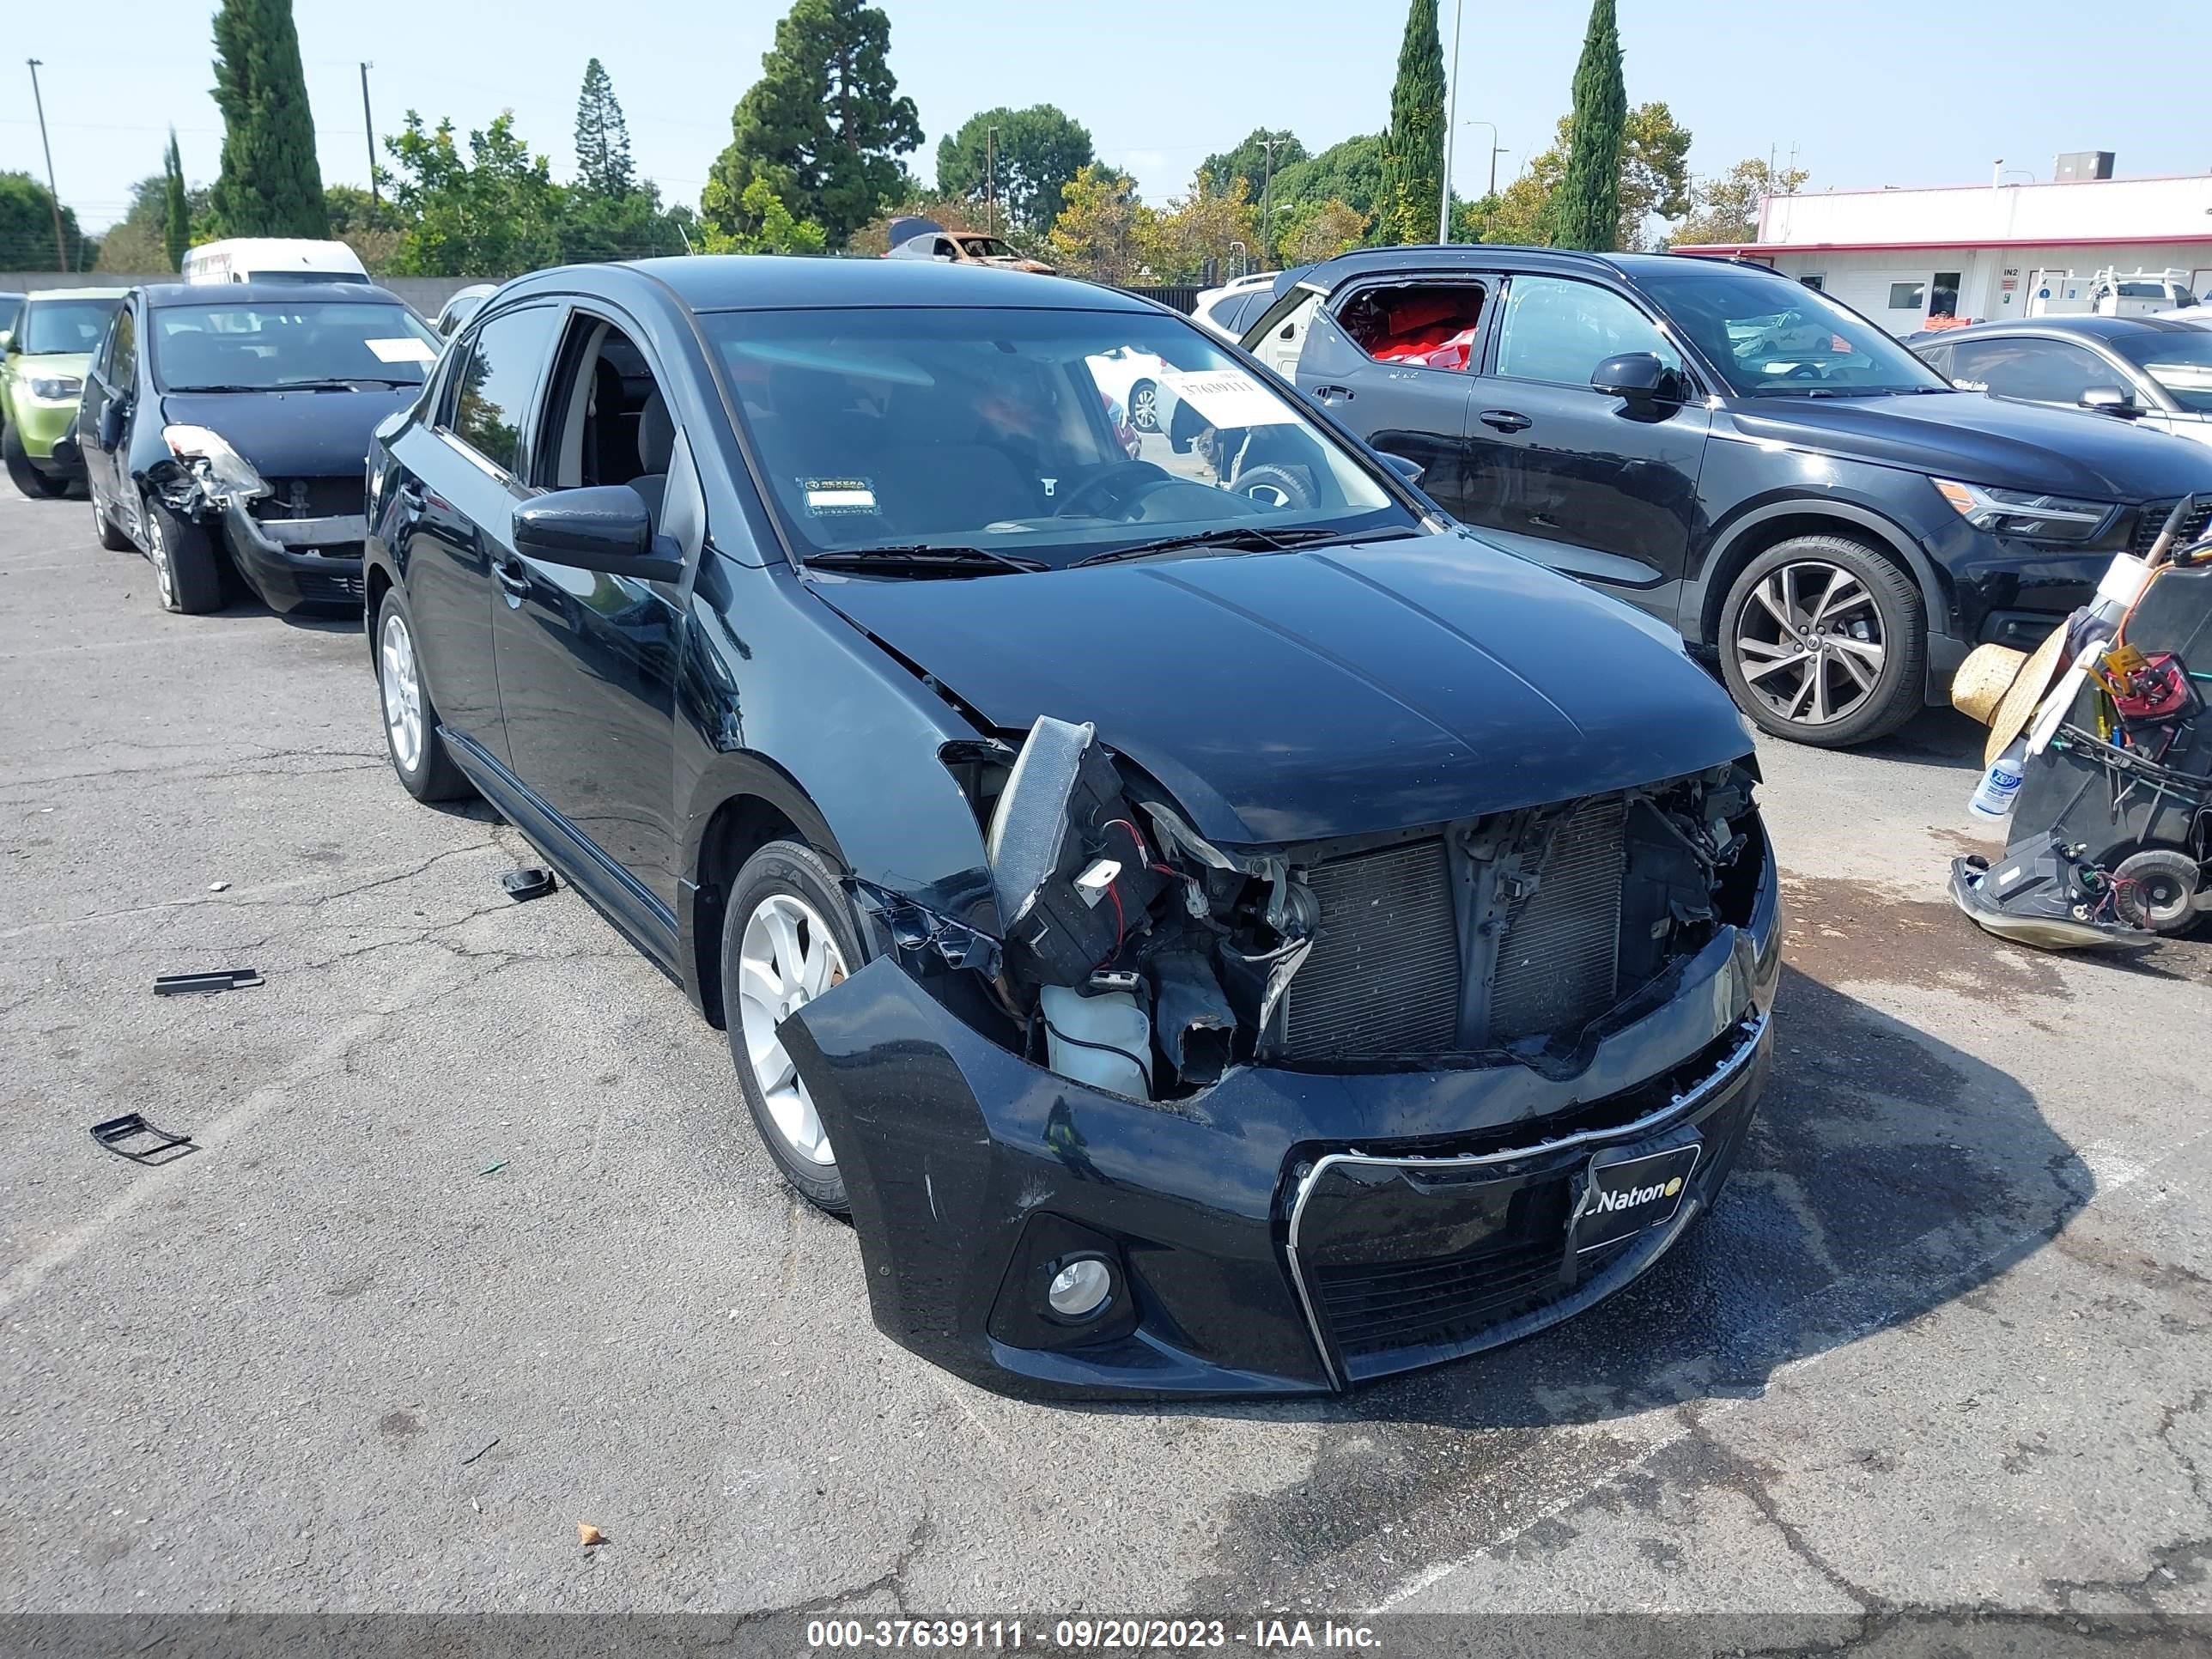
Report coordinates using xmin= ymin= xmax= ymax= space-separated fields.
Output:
xmin=721 ymin=840 xmax=868 ymax=1214
xmin=373 ymin=588 xmax=474 ymax=802
xmin=143 ymin=497 xmax=223 ymax=614
xmin=3 ymin=423 xmax=66 ymax=500
xmin=1719 ymin=535 xmax=1926 ymax=748
xmin=1128 ymin=379 xmax=1159 ymax=433
xmin=92 ymin=484 xmax=131 ymax=550
xmin=2113 ymin=849 xmax=2201 ymax=934
xmin=1233 ymin=461 xmax=1315 ymax=510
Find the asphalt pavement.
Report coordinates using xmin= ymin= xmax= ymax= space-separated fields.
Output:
xmin=3 ymin=483 xmax=2209 ymax=1632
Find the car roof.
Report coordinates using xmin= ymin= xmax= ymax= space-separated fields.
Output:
xmin=1924 ymin=314 xmax=2206 ymax=343
xmin=137 ymin=281 xmax=408 ymax=309
xmin=497 ymin=254 xmax=1154 ymax=314
xmin=25 ymin=287 xmax=129 ymax=302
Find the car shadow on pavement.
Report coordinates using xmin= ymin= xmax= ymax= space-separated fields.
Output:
xmin=1861 ymin=704 xmax=1988 ymax=771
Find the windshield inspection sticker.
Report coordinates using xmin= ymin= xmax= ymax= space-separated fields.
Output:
xmin=1160 ymin=368 xmax=1296 ymax=430
xmin=365 ymin=337 xmax=438 ymax=365
xmin=801 ymin=477 xmax=880 ymax=517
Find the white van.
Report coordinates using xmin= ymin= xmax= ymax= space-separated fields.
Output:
xmin=181 ymin=238 xmax=371 ymax=287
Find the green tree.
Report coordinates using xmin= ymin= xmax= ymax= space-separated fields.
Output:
xmin=163 ymin=132 xmax=191 ymax=270
xmin=381 ymin=111 xmax=566 ymax=278
xmin=1201 ymin=129 xmax=1307 ymax=202
xmin=1460 ymin=101 xmax=1690 ymax=250
xmin=1673 ymin=156 xmax=1807 ymax=246
xmin=934 ymin=106 xmax=1093 ymax=237
xmin=1376 ymin=0 xmax=1445 ymax=244
xmin=1275 ymin=198 xmax=1368 ymax=266
xmin=208 ymin=0 xmax=328 ymax=237
xmin=1553 ymin=0 xmax=1626 ymax=252
xmin=560 ymin=182 xmax=690 ymax=262
xmin=1268 ymin=133 xmax=1386 ymax=227
xmin=1135 ymin=173 xmax=1259 ymax=285
xmin=1043 ymin=164 xmax=1152 ymax=283
xmin=573 ymin=58 xmax=635 ymax=198
xmin=700 ymin=177 xmax=826 ymax=255
xmin=702 ymin=0 xmax=922 ymax=251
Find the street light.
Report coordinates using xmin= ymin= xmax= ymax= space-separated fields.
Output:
xmin=1462 ymin=120 xmax=1507 ymax=200
xmin=1437 ymin=0 xmax=1463 ymax=242
xmin=26 ymin=58 xmax=66 ymax=270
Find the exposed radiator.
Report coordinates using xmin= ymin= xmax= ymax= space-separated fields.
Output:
xmin=1487 ymin=795 xmax=1626 ymax=1046
xmin=1283 ymin=839 xmax=1461 ymax=1060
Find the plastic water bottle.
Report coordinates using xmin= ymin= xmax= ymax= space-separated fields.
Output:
xmin=1968 ymin=738 xmax=2027 ymax=821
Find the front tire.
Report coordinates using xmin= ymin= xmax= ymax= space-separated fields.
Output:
xmin=373 ymin=589 xmax=473 ymax=801
xmin=143 ymin=498 xmax=223 ymax=614
xmin=721 ymin=840 xmax=868 ymax=1215
xmin=1128 ymin=378 xmax=1159 ymax=433
xmin=1718 ymin=536 xmax=1925 ymax=748
xmin=91 ymin=484 xmax=131 ymax=550
xmin=4 ymin=424 xmax=66 ymax=500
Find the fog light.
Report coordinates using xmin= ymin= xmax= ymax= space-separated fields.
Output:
xmin=1046 ymin=1256 xmax=1114 ymax=1321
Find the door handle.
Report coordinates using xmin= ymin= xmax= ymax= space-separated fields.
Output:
xmin=1312 ymin=385 xmax=1353 ymax=404
xmin=495 ymin=554 xmax=530 ymax=596
xmin=1479 ymin=409 xmax=1532 ymax=433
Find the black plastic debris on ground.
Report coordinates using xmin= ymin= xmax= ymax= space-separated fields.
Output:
xmin=501 ymin=867 xmax=556 ymax=902
xmin=89 ymin=1113 xmax=198 ymax=1164
xmin=152 ymin=968 xmax=263 ymax=996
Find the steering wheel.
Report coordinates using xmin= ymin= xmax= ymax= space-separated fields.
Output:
xmin=1786 ymin=362 xmax=1826 ymax=380
xmin=1054 ymin=460 xmax=1174 ymax=520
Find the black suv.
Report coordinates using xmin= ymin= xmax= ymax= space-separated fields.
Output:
xmin=1240 ymin=248 xmax=2212 ymax=745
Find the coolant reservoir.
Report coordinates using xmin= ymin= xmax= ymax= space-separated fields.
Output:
xmin=1039 ymin=985 xmax=1153 ymax=1100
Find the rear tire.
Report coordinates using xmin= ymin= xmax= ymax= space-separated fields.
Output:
xmin=143 ymin=498 xmax=223 ymax=614
xmin=373 ymin=588 xmax=474 ymax=802
xmin=1718 ymin=535 xmax=1925 ymax=748
xmin=4 ymin=424 xmax=65 ymax=500
xmin=721 ymin=840 xmax=869 ymax=1216
xmin=1129 ymin=379 xmax=1159 ymax=433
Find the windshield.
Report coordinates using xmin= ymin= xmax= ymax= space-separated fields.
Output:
xmin=1632 ymin=264 xmax=1949 ymax=395
xmin=2113 ymin=329 xmax=2212 ymax=414
xmin=149 ymin=301 xmax=440 ymax=392
xmin=21 ymin=296 xmax=121 ymax=356
xmin=703 ymin=306 xmax=1410 ymax=572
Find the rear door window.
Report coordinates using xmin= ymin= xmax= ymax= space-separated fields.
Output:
xmin=1335 ymin=282 xmax=1488 ymax=373
xmin=444 ymin=305 xmax=563 ymax=477
xmin=1492 ymin=276 xmax=1681 ymax=387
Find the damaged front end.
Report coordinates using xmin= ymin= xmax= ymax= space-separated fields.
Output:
xmin=783 ymin=717 xmax=1781 ymax=1399
xmin=149 ymin=425 xmax=367 ymax=610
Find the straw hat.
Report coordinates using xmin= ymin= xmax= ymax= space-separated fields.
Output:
xmin=1953 ymin=631 xmax=2070 ymax=769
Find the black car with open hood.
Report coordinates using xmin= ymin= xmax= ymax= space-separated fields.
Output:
xmin=359 ymin=256 xmax=1782 ymax=1399
xmin=68 ymin=282 xmax=441 ymax=614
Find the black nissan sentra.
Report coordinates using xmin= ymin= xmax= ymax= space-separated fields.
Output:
xmin=363 ymin=257 xmax=1782 ymax=1400
xmin=66 ymin=282 xmax=441 ymax=614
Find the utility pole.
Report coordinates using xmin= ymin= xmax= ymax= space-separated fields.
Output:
xmin=985 ymin=125 xmax=999 ymax=235
xmin=1257 ymin=135 xmax=1291 ymax=263
xmin=1438 ymin=0 xmax=1464 ymax=243
xmin=359 ymin=62 xmax=380 ymax=222
xmin=27 ymin=59 xmax=67 ymax=270
xmin=1463 ymin=120 xmax=1504 ymax=201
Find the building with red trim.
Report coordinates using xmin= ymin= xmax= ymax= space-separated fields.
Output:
xmin=1675 ymin=165 xmax=2212 ymax=334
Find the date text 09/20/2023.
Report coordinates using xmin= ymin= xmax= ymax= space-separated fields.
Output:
xmin=803 ymin=1617 xmax=1382 ymax=1650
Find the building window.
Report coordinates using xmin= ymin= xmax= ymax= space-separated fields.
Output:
xmin=1929 ymin=271 xmax=1962 ymax=319
xmin=1800 ymin=274 xmax=1826 ymax=292
xmin=1887 ymin=281 xmax=1927 ymax=312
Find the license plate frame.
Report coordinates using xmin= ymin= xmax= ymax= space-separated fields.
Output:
xmin=1573 ymin=1139 xmax=1702 ymax=1255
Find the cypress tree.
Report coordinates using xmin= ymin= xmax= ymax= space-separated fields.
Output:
xmin=573 ymin=58 xmax=636 ymax=199
xmin=208 ymin=0 xmax=329 ymax=238
xmin=162 ymin=132 xmax=191 ymax=270
xmin=1376 ymin=0 xmax=1444 ymax=245
xmin=1553 ymin=0 xmax=1626 ymax=252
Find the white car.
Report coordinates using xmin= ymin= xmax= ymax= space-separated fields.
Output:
xmin=1085 ymin=344 xmax=1174 ymax=433
xmin=1189 ymin=272 xmax=1280 ymax=343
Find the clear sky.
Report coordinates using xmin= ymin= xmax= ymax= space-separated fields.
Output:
xmin=9 ymin=0 xmax=2211 ymax=236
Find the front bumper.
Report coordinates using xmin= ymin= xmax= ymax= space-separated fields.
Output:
xmin=781 ymin=842 xmax=1783 ymax=1401
xmin=14 ymin=397 xmax=82 ymax=472
xmin=220 ymin=501 xmax=367 ymax=612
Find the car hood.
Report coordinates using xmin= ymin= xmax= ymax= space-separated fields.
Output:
xmin=157 ymin=386 xmax=418 ymax=478
xmin=10 ymin=349 xmax=92 ymax=385
xmin=1723 ymin=390 xmax=2212 ymax=500
xmin=814 ymin=532 xmax=1752 ymax=845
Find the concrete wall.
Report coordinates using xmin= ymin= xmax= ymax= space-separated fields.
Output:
xmin=1 ymin=271 xmax=483 ymax=316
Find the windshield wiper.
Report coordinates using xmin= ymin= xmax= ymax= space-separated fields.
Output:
xmin=270 ymin=377 xmax=419 ymax=392
xmin=1069 ymin=524 xmax=1376 ymax=569
xmin=802 ymin=544 xmax=1047 ymax=578
xmin=165 ymin=382 xmax=271 ymax=394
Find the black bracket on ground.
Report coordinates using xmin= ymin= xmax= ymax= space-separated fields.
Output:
xmin=501 ymin=866 xmax=556 ymax=902
xmin=89 ymin=1113 xmax=198 ymax=1164
xmin=152 ymin=968 xmax=264 ymax=996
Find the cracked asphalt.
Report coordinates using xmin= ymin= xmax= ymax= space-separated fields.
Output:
xmin=3 ymin=483 xmax=2210 ymax=1632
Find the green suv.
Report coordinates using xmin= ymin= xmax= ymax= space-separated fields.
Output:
xmin=1 ymin=288 xmax=125 ymax=498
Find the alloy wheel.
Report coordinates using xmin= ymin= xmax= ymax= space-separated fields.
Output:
xmin=147 ymin=511 xmax=176 ymax=611
xmin=736 ymin=892 xmax=848 ymax=1168
xmin=380 ymin=611 xmax=425 ymax=773
xmin=1730 ymin=559 xmax=1887 ymax=728
xmin=1130 ymin=381 xmax=1158 ymax=432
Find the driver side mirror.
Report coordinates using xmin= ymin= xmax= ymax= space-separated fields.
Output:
xmin=1591 ymin=352 xmax=1683 ymax=405
xmin=2080 ymin=386 xmax=2142 ymax=418
xmin=512 ymin=486 xmax=684 ymax=582
xmin=0 ymin=330 xmax=12 ymax=355
xmin=97 ymin=400 xmax=125 ymax=451
xmin=1376 ymin=450 xmax=1425 ymax=487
